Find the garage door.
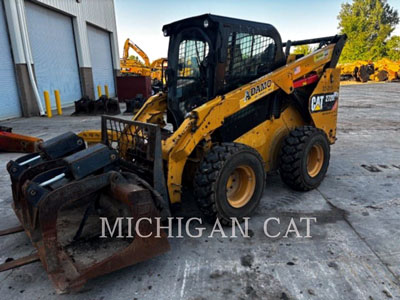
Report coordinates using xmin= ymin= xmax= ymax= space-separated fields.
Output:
xmin=0 ymin=5 xmax=21 ymax=119
xmin=25 ymin=1 xmax=81 ymax=107
xmin=87 ymin=25 xmax=115 ymax=98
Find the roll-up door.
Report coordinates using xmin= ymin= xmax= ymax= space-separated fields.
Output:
xmin=87 ymin=24 xmax=115 ymax=97
xmin=25 ymin=1 xmax=81 ymax=107
xmin=0 ymin=4 xmax=21 ymax=119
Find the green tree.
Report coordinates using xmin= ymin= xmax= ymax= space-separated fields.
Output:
xmin=386 ymin=35 xmax=400 ymax=60
xmin=338 ymin=0 xmax=399 ymax=62
xmin=292 ymin=45 xmax=315 ymax=55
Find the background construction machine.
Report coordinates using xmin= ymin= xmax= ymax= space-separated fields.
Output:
xmin=120 ymin=38 xmax=151 ymax=76
xmin=118 ymin=38 xmax=167 ymax=111
xmin=370 ymin=58 xmax=400 ymax=82
xmin=4 ymin=14 xmax=346 ymax=293
xmin=120 ymin=38 xmax=167 ymax=83
xmin=339 ymin=58 xmax=400 ymax=82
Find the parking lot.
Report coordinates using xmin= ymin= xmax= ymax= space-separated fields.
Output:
xmin=0 ymin=82 xmax=399 ymax=299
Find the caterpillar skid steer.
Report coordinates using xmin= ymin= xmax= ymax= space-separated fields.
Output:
xmin=3 ymin=14 xmax=346 ymax=293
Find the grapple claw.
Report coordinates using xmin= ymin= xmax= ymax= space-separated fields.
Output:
xmin=5 ymin=130 xmax=170 ymax=293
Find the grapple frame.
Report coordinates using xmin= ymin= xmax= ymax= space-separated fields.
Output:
xmin=2 ymin=131 xmax=170 ymax=293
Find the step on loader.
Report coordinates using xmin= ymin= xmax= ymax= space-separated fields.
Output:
xmin=2 ymin=14 xmax=346 ymax=293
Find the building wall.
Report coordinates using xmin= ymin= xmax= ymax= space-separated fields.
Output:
xmin=25 ymin=1 xmax=83 ymax=107
xmin=1 ymin=0 xmax=120 ymax=118
xmin=32 ymin=0 xmax=120 ymax=70
xmin=0 ymin=2 xmax=22 ymax=119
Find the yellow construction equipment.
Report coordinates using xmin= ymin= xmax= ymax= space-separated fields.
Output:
xmin=5 ymin=14 xmax=346 ymax=293
xmin=120 ymin=38 xmax=151 ymax=76
xmin=339 ymin=58 xmax=400 ymax=82
xmin=120 ymin=38 xmax=167 ymax=82
xmin=339 ymin=60 xmax=374 ymax=82
xmin=370 ymin=58 xmax=400 ymax=82
xmin=150 ymin=57 xmax=168 ymax=83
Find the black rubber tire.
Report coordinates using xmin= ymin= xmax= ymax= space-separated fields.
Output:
xmin=377 ymin=70 xmax=389 ymax=82
xmin=359 ymin=65 xmax=370 ymax=83
xmin=194 ymin=143 xmax=265 ymax=224
xmin=279 ymin=126 xmax=330 ymax=191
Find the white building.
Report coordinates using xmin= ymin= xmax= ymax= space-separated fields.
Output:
xmin=0 ymin=0 xmax=120 ymax=119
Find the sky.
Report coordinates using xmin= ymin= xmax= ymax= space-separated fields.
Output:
xmin=114 ymin=0 xmax=400 ymax=61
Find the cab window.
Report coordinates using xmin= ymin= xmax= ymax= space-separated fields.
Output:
xmin=224 ymin=33 xmax=276 ymax=90
xmin=176 ymin=39 xmax=210 ymax=115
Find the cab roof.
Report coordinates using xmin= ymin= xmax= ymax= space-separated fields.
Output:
xmin=162 ymin=14 xmax=281 ymax=38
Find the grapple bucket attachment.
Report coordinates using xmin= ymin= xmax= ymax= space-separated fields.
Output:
xmin=5 ymin=127 xmax=170 ymax=293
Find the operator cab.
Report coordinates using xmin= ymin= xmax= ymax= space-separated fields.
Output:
xmin=162 ymin=14 xmax=286 ymax=128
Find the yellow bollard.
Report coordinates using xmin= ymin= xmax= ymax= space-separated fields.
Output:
xmin=97 ymin=85 xmax=102 ymax=98
xmin=44 ymin=91 xmax=52 ymax=118
xmin=54 ymin=90 xmax=62 ymax=115
xmin=104 ymin=85 xmax=109 ymax=98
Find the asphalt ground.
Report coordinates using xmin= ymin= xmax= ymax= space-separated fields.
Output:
xmin=0 ymin=82 xmax=399 ymax=299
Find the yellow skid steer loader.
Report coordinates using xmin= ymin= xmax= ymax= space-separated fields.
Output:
xmin=3 ymin=14 xmax=346 ymax=293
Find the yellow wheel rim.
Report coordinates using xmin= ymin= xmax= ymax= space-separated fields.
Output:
xmin=307 ymin=144 xmax=324 ymax=177
xmin=226 ymin=165 xmax=256 ymax=208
